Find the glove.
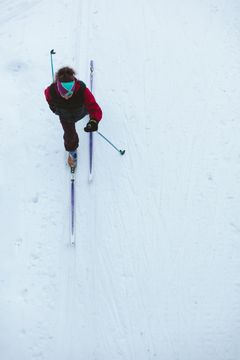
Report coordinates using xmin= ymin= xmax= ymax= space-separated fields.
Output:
xmin=84 ymin=119 xmax=98 ymax=132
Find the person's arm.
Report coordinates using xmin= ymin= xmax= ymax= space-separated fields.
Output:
xmin=83 ymin=88 xmax=102 ymax=122
xmin=44 ymin=86 xmax=59 ymax=114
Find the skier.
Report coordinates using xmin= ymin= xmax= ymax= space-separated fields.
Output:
xmin=44 ymin=66 xmax=102 ymax=168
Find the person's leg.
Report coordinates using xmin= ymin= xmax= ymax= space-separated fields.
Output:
xmin=58 ymin=106 xmax=88 ymax=150
xmin=60 ymin=120 xmax=79 ymax=151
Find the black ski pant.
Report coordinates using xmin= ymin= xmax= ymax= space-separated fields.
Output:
xmin=59 ymin=106 xmax=88 ymax=151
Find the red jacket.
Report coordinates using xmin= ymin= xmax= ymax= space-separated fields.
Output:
xmin=44 ymin=80 xmax=102 ymax=122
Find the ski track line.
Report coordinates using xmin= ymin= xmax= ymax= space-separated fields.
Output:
xmin=92 ymin=3 xmax=158 ymax=357
xmin=51 ymin=2 xmax=92 ymax=358
xmin=98 ymin=247 xmax=134 ymax=358
xmin=72 ymin=0 xmax=90 ymax=75
xmin=0 ymin=0 xmax=41 ymax=25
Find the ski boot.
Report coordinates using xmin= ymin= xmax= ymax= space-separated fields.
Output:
xmin=68 ymin=150 xmax=77 ymax=170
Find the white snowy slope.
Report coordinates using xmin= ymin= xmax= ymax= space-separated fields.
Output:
xmin=0 ymin=0 xmax=240 ymax=359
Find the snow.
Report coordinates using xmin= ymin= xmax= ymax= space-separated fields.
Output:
xmin=0 ymin=0 xmax=240 ymax=359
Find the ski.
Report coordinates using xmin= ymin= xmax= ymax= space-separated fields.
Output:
xmin=70 ymin=166 xmax=76 ymax=245
xmin=89 ymin=60 xmax=94 ymax=182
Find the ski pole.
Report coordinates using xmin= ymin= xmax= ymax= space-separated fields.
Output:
xmin=89 ymin=60 xmax=94 ymax=181
xmin=50 ymin=49 xmax=56 ymax=82
xmin=97 ymin=131 xmax=125 ymax=155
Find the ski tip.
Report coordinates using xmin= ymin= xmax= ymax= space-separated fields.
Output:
xmin=90 ymin=60 xmax=94 ymax=71
xmin=88 ymin=173 xmax=93 ymax=183
xmin=70 ymin=235 xmax=75 ymax=247
xmin=120 ymin=150 xmax=126 ymax=155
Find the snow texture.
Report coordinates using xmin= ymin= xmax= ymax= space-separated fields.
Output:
xmin=0 ymin=0 xmax=240 ymax=359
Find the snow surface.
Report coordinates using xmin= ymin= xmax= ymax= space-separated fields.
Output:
xmin=1 ymin=0 xmax=240 ymax=359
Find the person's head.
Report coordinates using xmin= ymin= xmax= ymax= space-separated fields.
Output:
xmin=55 ymin=67 xmax=76 ymax=99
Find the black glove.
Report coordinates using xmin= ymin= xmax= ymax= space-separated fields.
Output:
xmin=84 ymin=119 xmax=98 ymax=132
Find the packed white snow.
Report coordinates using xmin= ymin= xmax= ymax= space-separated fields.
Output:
xmin=0 ymin=0 xmax=240 ymax=359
